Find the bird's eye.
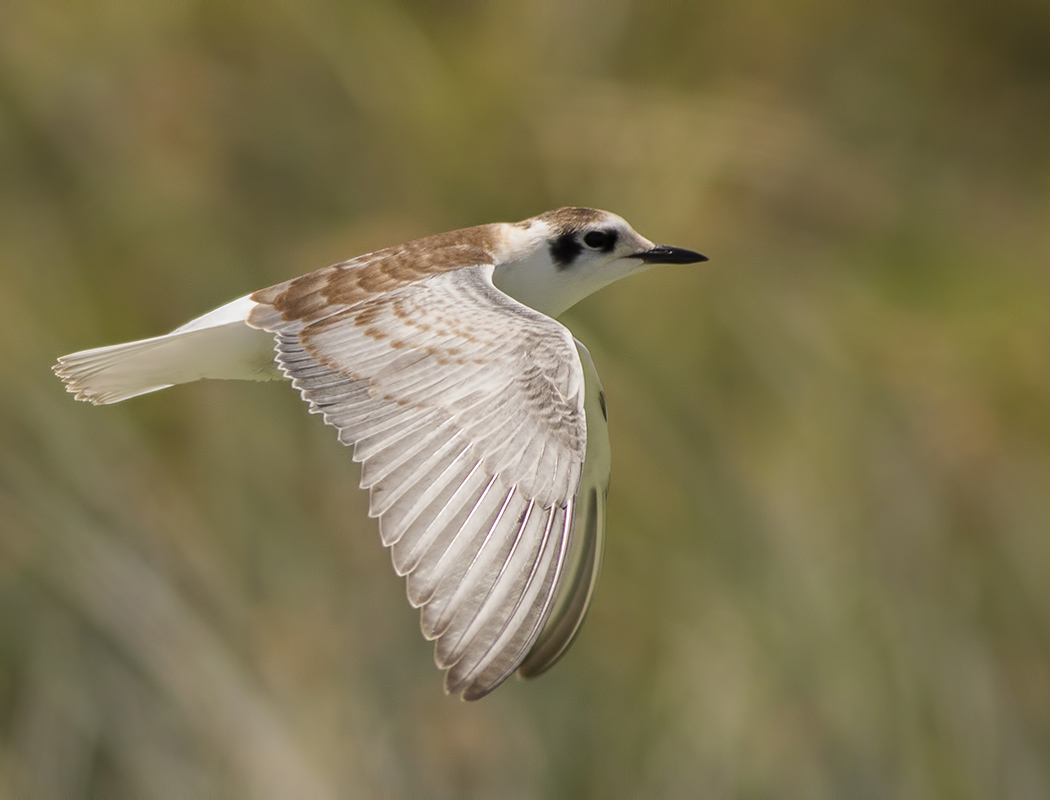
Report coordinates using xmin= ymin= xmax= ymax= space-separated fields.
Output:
xmin=582 ymin=230 xmax=617 ymax=251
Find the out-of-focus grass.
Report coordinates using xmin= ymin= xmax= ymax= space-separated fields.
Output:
xmin=1 ymin=0 xmax=1049 ymax=797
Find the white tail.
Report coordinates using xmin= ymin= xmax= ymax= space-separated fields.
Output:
xmin=54 ymin=296 xmax=280 ymax=405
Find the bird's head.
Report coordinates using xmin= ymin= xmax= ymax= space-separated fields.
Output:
xmin=492 ymin=207 xmax=707 ymax=318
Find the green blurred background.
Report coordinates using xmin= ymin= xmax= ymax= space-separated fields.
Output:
xmin=2 ymin=0 xmax=1049 ymax=797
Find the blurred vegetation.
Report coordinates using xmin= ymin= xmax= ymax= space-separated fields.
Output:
xmin=1 ymin=0 xmax=1049 ymax=797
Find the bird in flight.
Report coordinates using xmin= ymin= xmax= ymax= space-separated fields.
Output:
xmin=54 ymin=207 xmax=706 ymax=700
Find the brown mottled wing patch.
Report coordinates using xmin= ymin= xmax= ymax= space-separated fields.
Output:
xmin=252 ymin=223 xmax=501 ymax=323
xmin=249 ymin=258 xmax=588 ymax=700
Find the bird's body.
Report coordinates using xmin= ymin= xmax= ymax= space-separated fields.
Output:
xmin=55 ymin=208 xmax=705 ymax=699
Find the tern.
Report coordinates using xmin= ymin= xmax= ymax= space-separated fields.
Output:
xmin=54 ymin=207 xmax=707 ymax=699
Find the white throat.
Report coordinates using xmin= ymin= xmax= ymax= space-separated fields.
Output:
xmin=490 ymin=222 xmax=641 ymax=319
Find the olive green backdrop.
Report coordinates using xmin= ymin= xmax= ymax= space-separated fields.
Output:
xmin=2 ymin=1 xmax=1049 ymax=797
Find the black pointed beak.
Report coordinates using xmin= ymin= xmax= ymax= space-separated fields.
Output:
xmin=633 ymin=245 xmax=708 ymax=264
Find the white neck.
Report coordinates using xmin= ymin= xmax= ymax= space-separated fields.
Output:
xmin=490 ymin=222 xmax=635 ymax=319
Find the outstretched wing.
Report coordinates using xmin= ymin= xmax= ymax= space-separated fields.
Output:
xmin=249 ymin=259 xmax=592 ymax=699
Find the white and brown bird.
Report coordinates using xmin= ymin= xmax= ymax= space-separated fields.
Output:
xmin=54 ymin=207 xmax=706 ymax=700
